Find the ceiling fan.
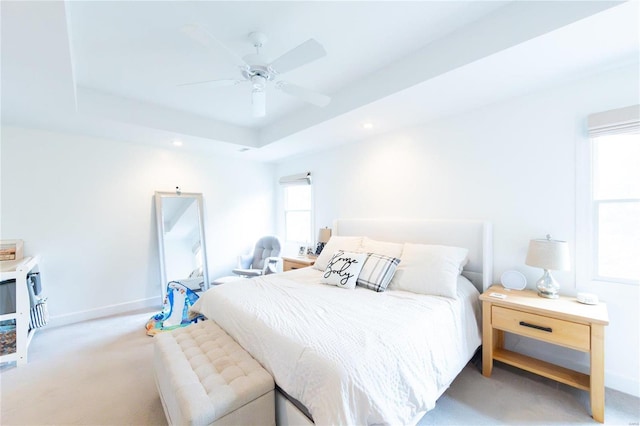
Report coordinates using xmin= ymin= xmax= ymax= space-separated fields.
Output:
xmin=181 ymin=25 xmax=331 ymax=117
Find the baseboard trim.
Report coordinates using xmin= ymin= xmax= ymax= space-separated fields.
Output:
xmin=49 ymin=297 xmax=160 ymax=328
xmin=605 ymin=372 xmax=640 ymax=398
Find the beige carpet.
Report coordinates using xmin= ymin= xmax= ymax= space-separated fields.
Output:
xmin=1 ymin=309 xmax=167 ymax=426
xmin=1 ymin=308 xmax=638 ymax=425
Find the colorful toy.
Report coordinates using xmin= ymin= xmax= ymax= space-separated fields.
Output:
xmin=146 ymin=281 xmax=203 ymax=336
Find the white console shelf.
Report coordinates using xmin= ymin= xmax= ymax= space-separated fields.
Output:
xmin=0 ymin=256 xmax=40 ymax=365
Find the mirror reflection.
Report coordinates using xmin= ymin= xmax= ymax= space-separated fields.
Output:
xmin=155 ymin=191 xmax=209 ymax=301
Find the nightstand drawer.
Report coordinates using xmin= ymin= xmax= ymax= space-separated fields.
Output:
xmin=282 ymin=256 xmax=315 ymax=272
xmin=492 ymin=306 xmax=590 ymax=351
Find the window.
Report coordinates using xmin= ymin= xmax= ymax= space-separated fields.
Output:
xmin=579 ymin=106 xmax=640 ymax=285
xmin=592 ymin=133 xmax=640 ymax=282
xmin=280 ymin=173 xmax=313 ymax=244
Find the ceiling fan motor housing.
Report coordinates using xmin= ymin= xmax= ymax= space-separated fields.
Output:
xmin=242 ymin=66 xmax=273 ymax=85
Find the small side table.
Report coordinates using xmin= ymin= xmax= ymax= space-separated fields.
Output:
xmin=480 ymin=285 xmax=609 ymax=423
xmin=0 ymin=256 xmax=40 ymax=366
xmin=282 ymin=256 xmax=315 ymax=272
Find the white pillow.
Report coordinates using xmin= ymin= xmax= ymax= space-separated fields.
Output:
xmin=360 ymin=237 xmax=403 ymax=258
xmin=321 ymin=251 xmax=367 ymax=289
xmin=388 ymin=243 xmax=469 ymax=298
xmin=313 ymin=236 xmax=363 ymax=271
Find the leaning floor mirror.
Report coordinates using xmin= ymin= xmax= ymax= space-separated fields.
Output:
xmin=155 ymin=191 xmax=209 ymax=301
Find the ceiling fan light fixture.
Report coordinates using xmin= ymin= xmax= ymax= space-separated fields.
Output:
xmin=251 ymin=75 xmax=267 ymax=90
xmin=252 ymin=90 xmax=266 ymax=117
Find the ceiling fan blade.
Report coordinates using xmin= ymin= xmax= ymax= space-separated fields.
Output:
xmin=269 ymin=39 xmax=326 ymax=75
xmin=182 ymin=24 xmax=249 ymax=71
xmin=252 ymin=90 xmax=266 ymax=117
xmin=177 ymin=79 xmax=243 ymax=88
xmin=276 ymin=82 xmax=331 ymax=107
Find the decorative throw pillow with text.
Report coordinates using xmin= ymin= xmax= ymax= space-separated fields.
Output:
xmin=321 ymin=251 xmax=367 ymax=289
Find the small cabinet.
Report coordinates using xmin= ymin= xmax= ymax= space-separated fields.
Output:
xmin=480 ymin=285 xmax=609 ymax=423
xmin=0 ymin=256 xmax=40 ymax=366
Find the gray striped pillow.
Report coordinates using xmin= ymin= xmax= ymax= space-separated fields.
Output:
xmin=356 ymin=253 xmax=401 ymax=292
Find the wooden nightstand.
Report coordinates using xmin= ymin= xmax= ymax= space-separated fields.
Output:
xmin=480 ymin=285 xmax=609 ymax=423
xmin=282 ymin=256 xmax=315 ymax=272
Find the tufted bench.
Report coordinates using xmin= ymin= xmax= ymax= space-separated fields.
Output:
xmin=154 ymin=320 xmax=275 ymax=426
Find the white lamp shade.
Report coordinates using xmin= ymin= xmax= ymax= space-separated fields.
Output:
xmin=525 ymin=238 xmax=570 ymax=271
xmin=318 ymin=228 xmax=332 ymax=243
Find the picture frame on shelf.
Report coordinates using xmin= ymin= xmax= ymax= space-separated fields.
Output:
xmin=314 ymin=242 xmax=326 ymax=256
xmin=0 ymin=240 xmax=23 ymax=262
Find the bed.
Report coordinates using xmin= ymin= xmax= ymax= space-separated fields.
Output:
xmin=191 ymin=219 xmax=493 ymax=425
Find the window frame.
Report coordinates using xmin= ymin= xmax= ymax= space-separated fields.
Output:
xmin=577 ymin=106 xmax=640 ymax=287
xmin=280 ymin=173 xmax=314 ymax=245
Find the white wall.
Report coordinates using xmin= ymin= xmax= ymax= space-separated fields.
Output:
xmin=275 ymin=63 xmax=640 ymax=396
xmin=0 ymin=127 xmax=276 ymax=323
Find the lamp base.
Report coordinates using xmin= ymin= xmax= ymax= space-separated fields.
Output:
xmin=537 ymin=289 xmax=559 ymax=299
xmin=536 ymin=269 xmax=560 ymax=299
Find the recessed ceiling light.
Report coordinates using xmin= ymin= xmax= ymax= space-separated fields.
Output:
xmin=362 ymin=122 xmax=373 ymax=130
xmin=172 ymin=140 xmax=183 ymax=147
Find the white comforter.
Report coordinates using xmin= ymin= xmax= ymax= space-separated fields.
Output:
xmin=191 ymin=268 xmax=481 ymax=425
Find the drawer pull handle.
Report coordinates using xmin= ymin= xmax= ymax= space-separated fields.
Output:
xmin=519 ymin=321 xmax=552 ymax=333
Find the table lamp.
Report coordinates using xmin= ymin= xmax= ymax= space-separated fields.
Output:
xmin=525 ymin=234 xmax=570 ymax=299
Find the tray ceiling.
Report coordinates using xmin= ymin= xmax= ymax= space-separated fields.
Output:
xmin=1 ymin=1 xmax=638 ymax=162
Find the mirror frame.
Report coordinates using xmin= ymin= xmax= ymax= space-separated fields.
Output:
xmin=154 ymin=191 xmax=209 ymax=301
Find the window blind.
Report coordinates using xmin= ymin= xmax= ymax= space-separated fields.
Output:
xmin=588 ymin=105 xmax=640 ymax=137
xmin=279 ymin=172 xmax=312 ymax=185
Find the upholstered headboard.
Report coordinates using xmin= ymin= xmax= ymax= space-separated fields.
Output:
xmin=333 ymin=219 xmax=493 ymax=293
